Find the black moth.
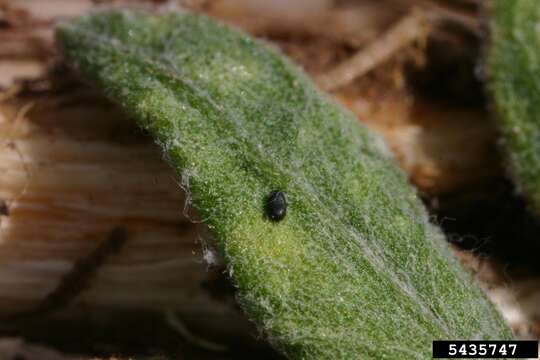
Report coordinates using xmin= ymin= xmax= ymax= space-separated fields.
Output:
xmin=266 ymin=190 xmax=287 ymax=221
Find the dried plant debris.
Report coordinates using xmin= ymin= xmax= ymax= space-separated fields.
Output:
xmin=0 ymin=338 xmax=80 ymax=360
xmin=56 ymin=9 xmax=511 ymax=359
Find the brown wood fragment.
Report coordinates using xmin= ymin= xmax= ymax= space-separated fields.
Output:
xmin=316 ymin=9 xmax=429 ymax=91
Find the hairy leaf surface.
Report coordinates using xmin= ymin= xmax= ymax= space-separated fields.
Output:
xmin=57 ymin=9 xmax=511 ymax=359
xmin=488 ymin=0 xmax=540 ymax=215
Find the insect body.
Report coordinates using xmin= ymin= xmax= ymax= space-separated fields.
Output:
xmin=266 ymin=190 xmax=287 ymax=221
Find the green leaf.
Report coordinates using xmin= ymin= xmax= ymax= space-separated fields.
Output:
xmin=56 ymin=9 xmax=512 ymax=359
xmin=487 ymin=0 xmax=540 ymax=213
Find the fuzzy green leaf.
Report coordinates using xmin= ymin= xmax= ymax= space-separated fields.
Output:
xmin=488 ymin=0 xmax=540 ymax=213
xmin=56 ymin=9 xmax=511 ymax=359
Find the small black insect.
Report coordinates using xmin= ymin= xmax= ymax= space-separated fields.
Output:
xmin=265 ymin=190 xmax=287 ymax=221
